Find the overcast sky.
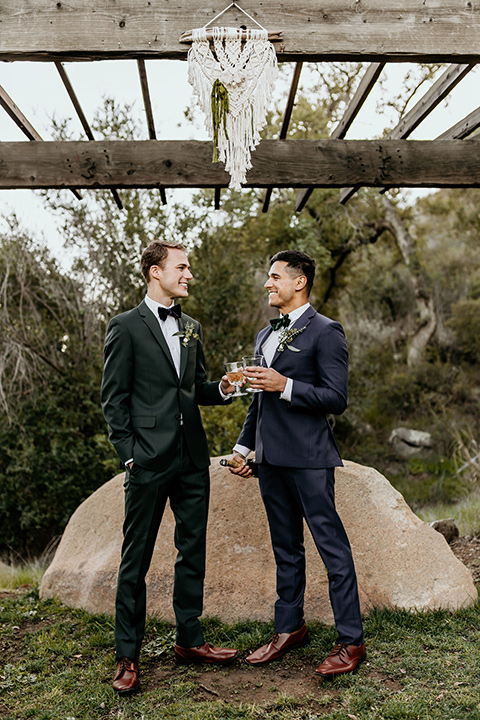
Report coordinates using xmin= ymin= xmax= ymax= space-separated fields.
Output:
xmin=0 ymin=60 xmax=478 ymax=255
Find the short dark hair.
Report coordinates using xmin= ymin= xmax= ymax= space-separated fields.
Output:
xmin=270 ymin=250 xmax=316 ymax=295
xmin=140 ymin=240 xmax=186 ymax=282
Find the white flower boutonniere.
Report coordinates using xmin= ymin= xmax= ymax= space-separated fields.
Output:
xmin=173 ymin=321 xmax=200 ymax=347
xmin=277 ymin=326 xmax=306 ymax=352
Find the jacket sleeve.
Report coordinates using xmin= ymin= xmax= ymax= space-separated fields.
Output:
xmin=194 ymin=324 xmax=231 ymax=406
xmin=289 ymin=322 xmax=348 ymax=415
xmin=100 ymin=317 xmax=135 ymax=464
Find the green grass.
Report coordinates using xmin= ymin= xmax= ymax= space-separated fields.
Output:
xmin=1 ymin=588 xmax=480 ymax=719
xmin=0 ymin=559 xmax=47 ymax=591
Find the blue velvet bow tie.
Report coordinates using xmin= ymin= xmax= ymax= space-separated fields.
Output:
xmin=158 ymin=304 xmax=181 ymax=321
xmin=269 ymin=314 xmax=290 ymax=331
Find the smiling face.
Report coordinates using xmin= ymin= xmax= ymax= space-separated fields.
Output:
xmin=148 ymin=247 xmax=193 ymax=305
xmin=264 ymin=260 xmax=308 ymax=314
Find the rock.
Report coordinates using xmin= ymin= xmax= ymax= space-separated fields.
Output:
xmin=39 ymin=459 xmax=477 ymax=624
xmin=430 ymin=518 xmax=459 ymax=544
xmin=388 ymin=427 xmax=435 ymax=459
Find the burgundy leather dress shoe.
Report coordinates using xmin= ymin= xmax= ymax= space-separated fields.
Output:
xmin=315 ymin=642 xmax=366 ymax=678
xmin=174 ymin=642 xmax=238 ymax=664
xmin=246 ymin=624 xmax=309 ymax=665
xmin=112 ymin=657 xmax=139 ymax=694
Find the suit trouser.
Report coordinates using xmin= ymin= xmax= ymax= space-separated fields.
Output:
xmin=115 ymin=434 xmax=209 ymax=660
xmin=258 ymin=463 xmax=364 ymax=646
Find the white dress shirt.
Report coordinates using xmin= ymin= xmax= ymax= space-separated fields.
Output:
xmin=145 ymin=294 xmax=182 ymax=375
xmin=234 ymin=302 xmax=311 ymax=459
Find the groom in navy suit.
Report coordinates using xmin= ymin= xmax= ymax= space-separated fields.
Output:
xmin=229 ymin=249 xmax=365 ymax=678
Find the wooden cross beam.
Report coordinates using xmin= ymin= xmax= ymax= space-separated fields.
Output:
xmin=339 ymin=62 xmax=476 ymax=204
xmin=1 ymin=1 xmax=480 ymax=62
xmin=0 ymin=139 xmax=479 ymax=190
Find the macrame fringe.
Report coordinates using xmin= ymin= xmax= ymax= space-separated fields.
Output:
xmin=187 ymin=26 xmax=278 ymax=190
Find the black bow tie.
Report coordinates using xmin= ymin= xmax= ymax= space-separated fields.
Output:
xmin=270 ymin=314 xmax=290 ymax=331
xmin=158 ymin=304 xmax=182 ymax=321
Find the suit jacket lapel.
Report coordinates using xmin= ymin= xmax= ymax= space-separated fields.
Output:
xmin=138 ymin=301 xmax=177 ymax=375
xmin=179 ymin=316 xmax=189 ymax=381
xmin=271 ymin=306 xmax=316 ymax=366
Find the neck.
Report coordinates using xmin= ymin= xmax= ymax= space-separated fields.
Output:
xmin=278 ymin=297 xmax=309 ymax=315
xmin=147 ymin=286 xmax=174 ymax=306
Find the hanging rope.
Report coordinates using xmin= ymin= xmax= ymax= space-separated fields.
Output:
xmin=187 ymin=26 xmax=278 ymax=190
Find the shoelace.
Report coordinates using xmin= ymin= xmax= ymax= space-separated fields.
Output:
xmin=118 ymin=657 xmax=137 ymax=673
xmin=330 ymin=643 xmax=352 ymax=661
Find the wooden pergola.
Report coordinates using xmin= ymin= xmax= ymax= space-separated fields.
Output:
xmin=1 ymin=1 xmax=479 ymax=214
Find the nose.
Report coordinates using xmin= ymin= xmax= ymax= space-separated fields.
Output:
xmin=185 ymin=268 xmax=193 ymax=280
xmin=264 ymin=277 xmax=273 ymax=289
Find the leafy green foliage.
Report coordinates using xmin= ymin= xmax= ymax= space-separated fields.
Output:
xmin=0 ymin=229 xmax=116 ymax=557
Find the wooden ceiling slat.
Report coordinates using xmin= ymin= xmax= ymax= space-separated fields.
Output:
xmin=295 ymin=62 xmax=385 ymax=212
xmin=262 ymin=61 xmax=303 ymax=213
xmin=0 ymin=85 xmax=43 ymax=141
xmin=137 ymin=59 xmax=167 ymax=206
xmin=340 ymin=62 xmax=476 ymax=204
xmin=0 ymin=83 xmax=82 ymax=201
xmin=55 ymin=61 xmax=122 ymax=208
xmin=436 ymin=106 xmax=480 ymax=140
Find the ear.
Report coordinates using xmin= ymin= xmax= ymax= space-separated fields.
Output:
xmin=149 ymin=264 xmax=162 ymax=281
xmin=295 ymin=275 xmax=307 ymax=292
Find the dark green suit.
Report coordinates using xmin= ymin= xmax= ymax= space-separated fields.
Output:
xmin=101 ymin=300 xmax=227 ymax=660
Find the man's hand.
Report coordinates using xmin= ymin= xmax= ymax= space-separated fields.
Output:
xmin=221 ymin=374 xmax=240 ymax=395
xmin=228 ymin=452 xmax=253 ymax=477
xmin=244 ymin=366 xmax=287 ymax=393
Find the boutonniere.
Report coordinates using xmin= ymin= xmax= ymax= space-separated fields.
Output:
xmin=277 ymin=326 xmax=306 ymax=352
xmin=173 ymin=321 xmax=200 ymax=347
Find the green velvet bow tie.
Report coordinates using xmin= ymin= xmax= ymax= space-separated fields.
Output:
xmin=269 ymin=314 xmax=290 ymax=331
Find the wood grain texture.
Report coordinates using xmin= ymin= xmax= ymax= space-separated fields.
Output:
xmin=0 ymin=139 xmax=479 ymax=189
xmin=1 ymin=1 xmax=480 ymax=61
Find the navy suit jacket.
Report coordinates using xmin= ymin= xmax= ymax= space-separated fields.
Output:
xmin=237 ymin=306 xmax=347 ymax=468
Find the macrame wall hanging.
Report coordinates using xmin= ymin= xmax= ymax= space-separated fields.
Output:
xmin=183 ymin=3 xmax=279 ymax=191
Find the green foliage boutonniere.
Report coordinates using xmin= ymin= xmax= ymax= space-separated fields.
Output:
xmin=173 ymin=321 xmax=200 ymax=347
xmin=277 ymin=326 xmax=306 ymax=352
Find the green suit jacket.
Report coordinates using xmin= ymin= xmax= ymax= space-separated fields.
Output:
xmin=101 ymin=300 xmax=227 ymax=471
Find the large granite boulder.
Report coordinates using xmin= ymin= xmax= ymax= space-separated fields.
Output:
xmin=39 ymin=459 xmax=477 ymax=623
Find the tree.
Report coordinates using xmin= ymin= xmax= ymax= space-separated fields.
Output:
xmin=0 ymin=221 xmax=116 ymax=557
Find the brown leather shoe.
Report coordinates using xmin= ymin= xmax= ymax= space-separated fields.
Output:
xmin=245 ymin=624 xmax=309 ymax=665
xmin=315 ymin=642 xmax=366 ymax=678
xmin=112 ymin=657 xmax=139 ymax=694
xmin=174 ymin=642 xmax=238 ymax=665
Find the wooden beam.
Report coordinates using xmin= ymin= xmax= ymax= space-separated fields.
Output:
xmin=0 ymin=85 xmax=43 ymax=141
xmin=436 ymin=106 xmax=480 ymax=140
xmin=295 ymin=61 xmax=385 ymax=212
xmin=263 ymin=61 xmax=303 ymax=213
xmin=55 ymin=61 xmax=122 ymax=208
xmin=340 ymin=62 xmax=476 ymax=203
xmin=1 ymin=139 xmax=480 ymax=189
xmin=1 ymin=2 xmax=480 ymax=62
xmin=137 ymin=59 xmax=167 ymax=205
xmin=0 ymin=83 xmax=82 ymax=200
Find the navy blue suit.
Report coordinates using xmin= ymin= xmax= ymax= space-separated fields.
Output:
xmin=237 ymin=306 xmax=363 ymax=644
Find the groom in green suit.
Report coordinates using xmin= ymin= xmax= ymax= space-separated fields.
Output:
xmin=101 ymin=240 xmax=238 ymax=694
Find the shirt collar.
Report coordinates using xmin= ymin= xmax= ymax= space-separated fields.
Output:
xmin=145 ymin=294 xmax=176 ymax=314
xmin=281 ymin=302 xmax=311 ymax=326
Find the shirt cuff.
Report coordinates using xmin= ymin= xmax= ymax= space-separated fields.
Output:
xmin=219 ymin=381 xmax=233 ymax=400
xmin=124 ymin=458 xmax=133 ymax=467
xmin=279 ymin=377 xmax=293 ymax=402
xmin=233 ymin=444 xmax=252 ymax=458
